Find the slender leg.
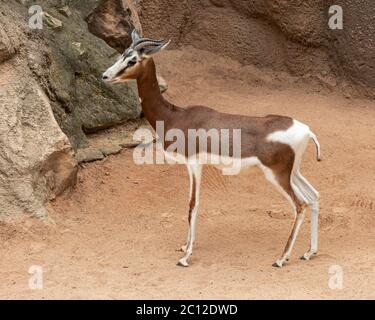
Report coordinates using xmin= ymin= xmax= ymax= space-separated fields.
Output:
xmin=260 ymin=164 xmax=308 ymax=267
xmin=180 ymin=165 xmax=194 ymax=252
xmin=273 ymin=206 xmax=306 ymax=267
xmin=178 ymin=164 xmax=202 ymax=267
xmin=294 ymin=171 xmax=320 ymax=260
xmin=301 ymin=200 xmax=319 ymax=260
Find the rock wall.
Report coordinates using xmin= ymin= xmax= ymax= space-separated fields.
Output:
xmin=133 ymin=0 xmax=374 ymax=97
xmin=327 ymin=0 xmax=375 ymax=95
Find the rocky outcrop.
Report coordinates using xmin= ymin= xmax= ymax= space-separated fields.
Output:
xmin=0 ymin=2 xmax=78 ymax=218
xmin=86 ymin=0 xmax=142 ymax=53
xmin=0 ymin=56 xmax=77 ymax=218
xmin=22 ymin=0 xmax=141 ymax=149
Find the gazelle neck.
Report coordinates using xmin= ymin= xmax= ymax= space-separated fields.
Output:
xmin=136 ymin=58 xmax=175 ymax=130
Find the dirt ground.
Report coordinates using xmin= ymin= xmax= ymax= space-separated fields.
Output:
xmin=1 ymin=48 xmax=374 ymax=299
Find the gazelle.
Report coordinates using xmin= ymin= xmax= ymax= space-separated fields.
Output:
xmin=102 ymin=30 xmax=321 ymax=268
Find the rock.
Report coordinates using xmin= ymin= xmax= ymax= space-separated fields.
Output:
xmin=120 ymin=141 xmax=142 ymax=148
xmin=0 ymin=59 xmax=77 ymax=219
xmin=43 ymin=12 xmax=63 ymax=30
xmin=100 ymin=144 xmax=123 ymax=156
xmin=75 ymin=143 xmax=123 ymax=162
xmin=86 ymin=0 xmax=142 ymax=53
xmin=58 ymin=6 xmax=72 ymax=17
xmin=40 ymin=148 xmax=78 ymax=200
xmin=75 ymin=148 xmax=105 ymax=163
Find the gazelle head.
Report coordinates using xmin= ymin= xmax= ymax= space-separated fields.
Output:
xmin=102 ymin=30 xmax=170 ymax=83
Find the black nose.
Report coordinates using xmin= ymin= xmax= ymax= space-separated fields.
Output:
xmin=102 ymin=75 xmax=109 ymax=80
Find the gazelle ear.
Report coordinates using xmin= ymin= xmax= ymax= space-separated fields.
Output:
xmin=139 ymin=40 xmax=171 ymax=56
xmin=131 ymin=29 xmax=141 ymax=43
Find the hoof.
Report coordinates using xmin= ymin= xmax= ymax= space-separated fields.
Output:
xmin=272 ymin=261 xmax=283 ymax=268
xmin=177 ymin=259 xmax=189 ymax=267
xmin=301 ymin=251 xmax=317 ymax=261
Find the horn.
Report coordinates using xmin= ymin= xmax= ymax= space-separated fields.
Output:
xmin=131 ymin=29 xmax=141 ymax=43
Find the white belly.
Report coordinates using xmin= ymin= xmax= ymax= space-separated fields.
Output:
xmin=164 ymin=150 xmax=261 ymax=175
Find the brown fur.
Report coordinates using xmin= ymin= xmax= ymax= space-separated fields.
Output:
xmin=132 ymin=58 xmax=295 ymax=164
xmin=126 ymin=58 xmax=301 ymax=205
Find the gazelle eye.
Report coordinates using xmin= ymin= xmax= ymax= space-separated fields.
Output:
xmin=127 ymin=59 xmax=137 ymax=68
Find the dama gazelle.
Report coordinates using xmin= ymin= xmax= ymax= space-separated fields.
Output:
xmin=102 ymin=30 xmax=321 ymax=268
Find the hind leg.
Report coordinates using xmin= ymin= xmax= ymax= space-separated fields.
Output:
xmin=293 ymin=171 xmax=320 ymax=260
xmin=260 ymin=164 xmax=308 ymax=267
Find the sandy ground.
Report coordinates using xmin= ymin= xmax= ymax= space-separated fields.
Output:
xmin=1 ymin=48 xmax=375 ymax=299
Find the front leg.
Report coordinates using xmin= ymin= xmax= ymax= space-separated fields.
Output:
xmin=178 ymin=165 xmax=193 ymax=253
xmin=178 ymin=164 xmax=202 ymax=267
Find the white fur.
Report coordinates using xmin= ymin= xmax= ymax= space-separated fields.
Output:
xmin=164 ymin=151 xmax=261 ymax=176
xmin=266 ymin=119 xmax=311 ymax=154
xmin=102 ymin=50 xmax=139 ymax=81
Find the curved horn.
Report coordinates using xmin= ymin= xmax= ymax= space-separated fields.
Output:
xmin=131 ymin=29 xmax=141 ymax=43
